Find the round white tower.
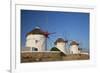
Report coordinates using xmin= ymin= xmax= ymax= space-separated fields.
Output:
xmin=54 ymin=38 xmax=68 ymax=54
xmin=70 ymin=41 xmax=80 ymax=54
xmin=25 ymin=27 xmax=47 ymax=52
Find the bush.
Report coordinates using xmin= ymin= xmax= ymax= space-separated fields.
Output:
xmin=50 ymin=47 xmax=60 ymax=51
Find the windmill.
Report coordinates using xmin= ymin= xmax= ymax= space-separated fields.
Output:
xmin=28 ymin=14 xmax=56 ymax=51
xmin=65 ymin=32 xmax=82 ymax=54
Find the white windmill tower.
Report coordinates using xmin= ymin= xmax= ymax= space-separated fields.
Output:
xmin=69 ymin=40 xmax=80 ymax=54
xmin=25 ymin=26 xmax=55 ymax=52
xmin=26 ymin=26 xmax=48 ymax=52
xmin=54 ymin=38 xmax=68 ymax=54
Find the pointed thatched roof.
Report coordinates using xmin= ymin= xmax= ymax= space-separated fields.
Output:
xmin=70 ymin=41 xmax=79 ymax=45
xmin=26 ymin=27 xmax=46 ymax=36
xmin=54 ymin=38 xmax=68 ymax=45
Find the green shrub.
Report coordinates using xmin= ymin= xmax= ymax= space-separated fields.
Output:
xmin=50 ymin=47 xmax=60 ymax=51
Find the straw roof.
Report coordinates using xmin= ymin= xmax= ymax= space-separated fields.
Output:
xmin=54 ymin=38 xmax=68 ymax=45
xmin=26 ymin=27 xmax=46 ymax=36
xmin=70 ymin=41 xmax=79 ymax=45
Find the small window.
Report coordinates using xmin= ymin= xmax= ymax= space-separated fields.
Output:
xmin=32 ymin=47 xmax=38 ymax=51
xmin=35 ymin=40 xmax=38 ymax=43
xmin=34 ymin=48 xmax=38 ymax=51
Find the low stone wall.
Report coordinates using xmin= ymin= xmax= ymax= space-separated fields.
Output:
xmin=21 ymin=52 xmax=89 ymax=63
xmin=21 ymin=52 xmax=62 ymax=63
xmin=62 ymin=54 xmax=89 ymax=60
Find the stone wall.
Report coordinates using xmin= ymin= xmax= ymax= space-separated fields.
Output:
xmin=21 ymin=52 xmax=89 ymax=63
xmin=62 ymin=54 xmax=89 ymax=60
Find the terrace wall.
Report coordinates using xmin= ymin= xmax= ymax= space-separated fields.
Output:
xmin=21 ymin=52 xmax=89 ymax=63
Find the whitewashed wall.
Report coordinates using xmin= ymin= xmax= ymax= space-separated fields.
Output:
xmin=70 ymin=45 xmax=79 ymax=54
xmin=55 ymin=42 xmax=67 ymax=54
xmin=26 ymin=34 xmax=46 ymax=51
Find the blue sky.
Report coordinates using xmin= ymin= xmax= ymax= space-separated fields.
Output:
xmin=21 ymin=10 xmax=89 ymax=51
